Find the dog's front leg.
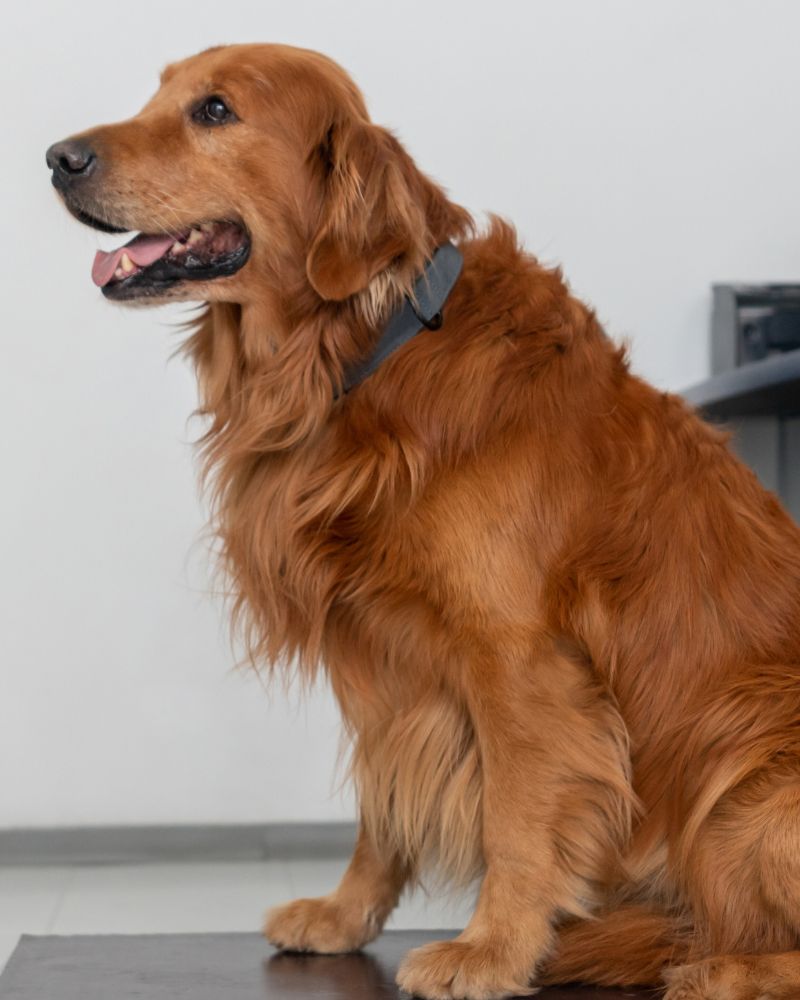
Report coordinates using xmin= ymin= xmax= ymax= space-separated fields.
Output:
xmin=396 ymin=643 xmax=632 ymax=1000
xmin=264 ymin=821 xmax=409 ymax=953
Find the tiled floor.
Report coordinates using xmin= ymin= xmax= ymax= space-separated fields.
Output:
xmin=0 ymin=859 xmax=474 ymax=974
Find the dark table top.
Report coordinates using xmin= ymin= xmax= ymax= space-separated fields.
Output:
xmin=0 ymin=930 xmax=659 ymax=999
xmin=682 ymin=347 xmax=800 ymax=419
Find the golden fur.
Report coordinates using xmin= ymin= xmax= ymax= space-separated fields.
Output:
xmin=51 ymin=43 xmax=800 ymax=1000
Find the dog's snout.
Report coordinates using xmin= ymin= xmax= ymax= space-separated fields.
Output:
xmin=46 ymin=139 xmax=97 ymax=184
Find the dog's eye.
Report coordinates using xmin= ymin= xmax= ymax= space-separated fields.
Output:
xmin=193 ymin=96 xmax=235 ymax=126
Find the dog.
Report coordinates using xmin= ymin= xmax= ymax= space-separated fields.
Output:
xmin=47 ymin=43 xmax=800 ymax=1000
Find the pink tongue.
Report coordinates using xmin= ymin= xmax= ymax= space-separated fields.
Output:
xmin=92 ymin=232 xmax=177 ymax=287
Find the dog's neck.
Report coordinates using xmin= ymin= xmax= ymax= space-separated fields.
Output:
xmin=213 ymin=242 xmax=463 ymax=424
xmin=338 ymin=242 xmax=463 ymax=396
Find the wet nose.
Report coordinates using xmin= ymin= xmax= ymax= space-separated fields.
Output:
xmin=46 ymin=139 xmax=97 ymax=183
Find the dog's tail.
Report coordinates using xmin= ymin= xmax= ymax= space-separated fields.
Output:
xmin=539 ymin=905 xmax=692 ymax=987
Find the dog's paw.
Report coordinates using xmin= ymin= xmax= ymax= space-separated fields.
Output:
xmin=396 ymin=938 xmax=537 ymax=1000
xmin=264 ymin=895 xmax=379 ymax=954
xmin=662 ymin=958 xmax=762 ymax=1000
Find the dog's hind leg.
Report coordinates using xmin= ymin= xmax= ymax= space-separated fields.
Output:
xmin=663 ymin=954 xmax=800 ymax=1000
xmin=663 ymin=767 xmax=800 ymax=999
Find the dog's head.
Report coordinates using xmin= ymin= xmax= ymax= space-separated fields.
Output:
xmin=46 ymin=43 xmax=468 ymax=313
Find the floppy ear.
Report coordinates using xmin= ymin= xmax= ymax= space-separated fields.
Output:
xmin=306 ymin=119 xmax=427 ymax=301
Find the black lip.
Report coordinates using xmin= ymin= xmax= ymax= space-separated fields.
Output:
xmin=101 ymin=237 xmax=251 ymax=301
xmin=55 ymin=184 xmax=252 ymax=299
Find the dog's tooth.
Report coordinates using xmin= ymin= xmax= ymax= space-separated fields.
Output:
xmin=115 ymin=267 xmax=125 ymax=279
xmin=171 ymin=241 xmax=186 ymax=254
xmin=188 ymin=228 xmax=203 ymax=245
xmin=120 ymin=252 xmax=134 ymax=273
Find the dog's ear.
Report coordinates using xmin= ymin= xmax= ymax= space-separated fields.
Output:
xmin=306 ymin=119 xmax=427 ymax=301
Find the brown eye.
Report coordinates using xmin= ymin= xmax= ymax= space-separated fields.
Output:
xmin=193 ymin=96 xmax=235 ymax=126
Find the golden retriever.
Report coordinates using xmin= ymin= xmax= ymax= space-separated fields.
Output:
xmin=47 ymin=43 xmax=800 ymax=1000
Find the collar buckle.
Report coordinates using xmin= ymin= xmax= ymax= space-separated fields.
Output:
xmin=411 ymin=304 xmax=443 ymax=331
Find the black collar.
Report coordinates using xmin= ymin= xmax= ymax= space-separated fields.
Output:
xmin=340 ymin=241 xmax=463 ymax=395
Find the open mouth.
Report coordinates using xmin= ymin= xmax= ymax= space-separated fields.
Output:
xmin=90 ymin=220 xmax=250 ymax=300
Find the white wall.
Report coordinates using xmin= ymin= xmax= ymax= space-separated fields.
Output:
xmin=2 ymin=0 xmax=799 ymax=827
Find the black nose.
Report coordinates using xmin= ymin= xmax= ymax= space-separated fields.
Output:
xmin=46 ymin=139 xmax=97 ymax=182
